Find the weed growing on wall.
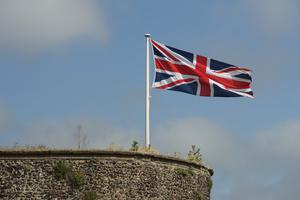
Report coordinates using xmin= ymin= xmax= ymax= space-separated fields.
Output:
xmin=130 ymin=141 xmax=139 ymax=152
xmin=54 ymin=161 xmax=85 ymax=188
xmin=187 ymin=145 xmax=202 ymax=164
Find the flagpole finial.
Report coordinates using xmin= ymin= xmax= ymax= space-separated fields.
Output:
xmin=145 ymin=33 xmax=151 ymax=38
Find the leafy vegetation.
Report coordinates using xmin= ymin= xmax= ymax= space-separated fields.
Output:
xmin=130 ymin=141 xmax=139 ymax=151
xmin=69 ymin=170 xmax=85 ymax=188
xmin=187 ymin=145 xmax=202 ymax=164
xmin=54 ymin=161 xmax=85 ymax=188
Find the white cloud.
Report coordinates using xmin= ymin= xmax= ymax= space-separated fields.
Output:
xmin=153 ymin=118 xmax=240 ymax=170
xmin=0 ymin=0 xmax=108 ymax=53
xmin=153 ymin=118 xmax=300 ymax=200
xmin=253 ymin=120 xmax=300 ymax=164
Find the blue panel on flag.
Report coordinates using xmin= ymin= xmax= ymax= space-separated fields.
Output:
xmin=234 ymin=73 xmax=252 ymax=81
xmin=246 ymin=91 xmax=254 ymax=96
xmin=213 ymin=84 xmax=242 ymax=97
xmin=210 ymin=59 xmax=233 ymax=70
xmin=153 ymin=46 xmax=166 ymax=58
xmin=169 ymin=82 xmax=197 ymax=95
xmin=155 ymin=72 xmax=173 ymax=82
xmin=166 ymin=46 xmax=194 ymax=63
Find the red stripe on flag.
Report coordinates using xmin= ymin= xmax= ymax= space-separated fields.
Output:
xmin=196 ymin=55 xmax=211 ymax=96
xmin=155 ymin=59 xmax=198 ymax=76
xmin=208 ymin=75 xmax=251 ymax=89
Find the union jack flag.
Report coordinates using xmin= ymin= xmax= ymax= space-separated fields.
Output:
xmin=151 ymin=39 xmax=254 ymax=98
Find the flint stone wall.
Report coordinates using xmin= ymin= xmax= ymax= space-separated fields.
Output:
xmin=0 ymin=150 xmax=213 ymax=200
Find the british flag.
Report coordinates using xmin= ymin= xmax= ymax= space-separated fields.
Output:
xmin=151 ymin=39 xmax=254 ymax=98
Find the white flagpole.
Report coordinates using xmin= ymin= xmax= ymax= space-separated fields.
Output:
xmin=145 ymin=33 xmax=151 ymax=148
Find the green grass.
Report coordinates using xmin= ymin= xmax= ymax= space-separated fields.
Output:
xmin=54 ymin=161 xmax=85 ymax=188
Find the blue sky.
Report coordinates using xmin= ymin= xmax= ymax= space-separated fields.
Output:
xmin=0 ymin=0 xmax=300 ymax=199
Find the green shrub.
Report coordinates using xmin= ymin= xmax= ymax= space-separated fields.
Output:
xmin=187 ymin=145 xmax=202 ymax=164
xmin=68 ymin=170 xmax=85 ymax=188
xmin=83 ymin=191 xmax=98 ymax=200
xmin=130 ymin=140 xmax=139 ymax=151
xmin=54 ymin=161 xmax=85 ymax=188
xmin=54 ymin=161 xmax=72 ymax=180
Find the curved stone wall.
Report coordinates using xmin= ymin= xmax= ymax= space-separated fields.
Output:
xmin=0 ymin=150 xmax=213 ymax=200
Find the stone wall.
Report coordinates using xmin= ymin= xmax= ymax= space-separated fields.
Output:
xmin=0 ymin=150 xmax=213 ymax=200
